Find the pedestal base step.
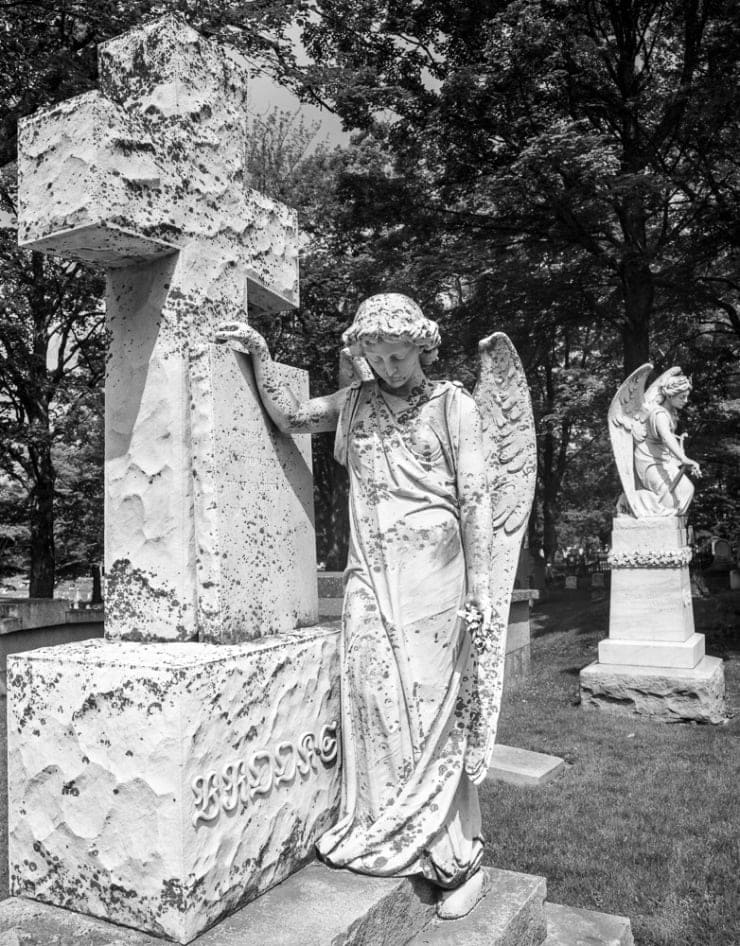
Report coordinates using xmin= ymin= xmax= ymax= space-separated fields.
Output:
xmin=580 ymin=655 xmax=726 ymax=724
xmin=486 ymin=745 xmax=565 ymax=787
xmin=408 ymin=867 xmax=546 ymax=945
xmin=544 ymin=902 xmax=634 ymax=946
xmin=0 ymin=865 xmax=633 ymax=946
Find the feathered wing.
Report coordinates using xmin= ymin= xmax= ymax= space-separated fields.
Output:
xmin=465 ymin=332 xmax=537 ymax=784
xmin=607 ymin=363 xmax=652 ymax=516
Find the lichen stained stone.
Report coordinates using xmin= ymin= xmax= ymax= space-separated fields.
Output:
xmin=17 ymin=14 xmax=309 ymax=642
xmin=7 ymin=629 xmax=341 ymax=944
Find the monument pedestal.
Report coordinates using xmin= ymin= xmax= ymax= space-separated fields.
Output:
xmin=6 ymin=630 xmax=341 ymax=943
xmin=580 ymin=516 xmax=726 ymax=723
xmin=0 ymin=862 xmax=634 ymax=945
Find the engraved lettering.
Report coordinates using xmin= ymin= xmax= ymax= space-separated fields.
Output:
xmin=274 ymin=741 xmax=296 ymax=786
xmin=191 ymin=722 xmax=340 ymax=826
xmin=318 ymin=721 xmax=339 ymax=763
xmin=248 ymin=750 xmax=273 ymax=799
xmin=221 ymin=762 xmax=239 ymax=813
xmin=192 ymin=772 xmax=220 ymax=827
xmin=296 ymin=732 xmax=317 ymax=775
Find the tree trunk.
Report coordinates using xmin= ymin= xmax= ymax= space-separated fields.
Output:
xmin=28 ymin=440 xmax=55 ymax=597
xmin=620 ymin=252 xmax=653 ymax=376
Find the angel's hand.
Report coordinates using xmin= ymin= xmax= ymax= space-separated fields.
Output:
xmin=215 ymin=321 xmax=270 ymax=358
xmin=684 ymin=458 xmax=702 ymax=478
xmin=465 ymin=583 xmax=492 ymax=631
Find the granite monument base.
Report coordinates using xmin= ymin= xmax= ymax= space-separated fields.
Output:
xmin=0 ymin=861 xmax=634 ymax=946
xmin=6 ymin=629 xmax=341 ymax=943
xmin=580 ymin=515 xmax=726 ymax=723
xmin=580 ymin=655 xmax=726 ymax=724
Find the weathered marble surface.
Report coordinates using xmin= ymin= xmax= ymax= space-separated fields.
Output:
xmin=580 ymin=656 xmax=725 ymax=724
xmin=17 ymin=15 xmax=311 ymax=642
xmin=7 ymin=629 xmax=341 ymax=943
xmin=581 ymin=515 xmax=725 ymax=721
xmin=608 ymin=517 xmax=695 ymax=644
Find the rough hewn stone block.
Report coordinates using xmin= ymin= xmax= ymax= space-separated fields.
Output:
xmin=7 ymin=630 xmax=341 ymax=943
xmin=580 ymin=655 xmax=726 ymax=724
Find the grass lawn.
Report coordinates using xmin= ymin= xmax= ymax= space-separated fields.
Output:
xmin=0 ymin=588 xmax=737 ymax=945
xmin=482 ymin=588 xmax=740 ymax=946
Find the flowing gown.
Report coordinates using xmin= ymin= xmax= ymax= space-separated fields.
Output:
xmin=316 ymin=379 xmax=484 ymax=889
xmin=633 ymin=406 xmax=694 ymax=514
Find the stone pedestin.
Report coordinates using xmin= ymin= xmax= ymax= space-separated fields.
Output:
xmin=580 ymin=515 xmax=726 ymax=723
xmin=7 ymin=629 xmax=341 ymax=943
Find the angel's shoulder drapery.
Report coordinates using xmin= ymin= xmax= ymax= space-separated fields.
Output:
xmin=646 ymin=404 xmax=672 ymax=440
xmin=332 ymin=379 xmax=477 ymax=470
xmin=334 ymin=380 xmax=367 ymax=467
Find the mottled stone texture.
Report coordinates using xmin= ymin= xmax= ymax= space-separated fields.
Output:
xmin=17 ymin=15 xmax=313 ymax=642
xmin=7 ymin=630 xmax=341 ymax=943
xmin=580 ymin=656 xmax=726 ymax=724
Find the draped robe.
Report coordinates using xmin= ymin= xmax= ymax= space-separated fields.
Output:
xmin=316 ymin=379 xmax=484 ymax=888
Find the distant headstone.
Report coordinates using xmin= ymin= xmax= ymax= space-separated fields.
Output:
xmin=565 ymin=575 xmax=578 ymax=590
xmin=591 ymin=572 xmax=605 ymax=588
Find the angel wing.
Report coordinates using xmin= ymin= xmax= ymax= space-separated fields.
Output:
xmin=465 ymin=332 xmax=537 ymax=784
xmin=607 ymin=363 xmax=652 ymax=517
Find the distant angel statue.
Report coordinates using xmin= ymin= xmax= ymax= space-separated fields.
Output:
xmin=609 ymin=364 xmax=702 ymax=517
xmin=216 ymin=293 xmax=536 ymax=919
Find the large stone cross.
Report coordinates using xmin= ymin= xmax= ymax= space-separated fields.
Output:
xmin=17 ymin=14 xmax=317 ymax=642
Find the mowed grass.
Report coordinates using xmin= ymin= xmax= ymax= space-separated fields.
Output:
xmin=481 ymin=589 xmax=740 ymax=946
xmin=0 ymin=590 xmax=737 ymax=946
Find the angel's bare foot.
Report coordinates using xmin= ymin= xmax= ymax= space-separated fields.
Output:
xmin=437 ymin=869 xmax=489 ymax=919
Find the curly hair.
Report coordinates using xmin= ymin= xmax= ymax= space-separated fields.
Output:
xmin=662 ymin=373 xmax=692 ymax=397
xmin=342 ymin=293 xmax=441 ymax=366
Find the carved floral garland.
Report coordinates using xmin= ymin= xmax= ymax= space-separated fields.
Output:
xmin=608 ymin=548 xmax=693 ymax=569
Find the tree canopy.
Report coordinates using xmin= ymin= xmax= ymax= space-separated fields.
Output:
xmin=0 ymin=0 xmax=738 ymax=590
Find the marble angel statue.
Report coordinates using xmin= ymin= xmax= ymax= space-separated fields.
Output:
xmin=215 ymin=293 xmax=536 ymax=919
xmin=609 ymin=364 xmax=701 ymax=518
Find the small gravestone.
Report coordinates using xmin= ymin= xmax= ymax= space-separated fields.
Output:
xmin=565 ymin=575 xmax=578 ymax=590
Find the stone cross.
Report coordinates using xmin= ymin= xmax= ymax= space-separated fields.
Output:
xmin=17 ymin=13 xmax=317 ymax=643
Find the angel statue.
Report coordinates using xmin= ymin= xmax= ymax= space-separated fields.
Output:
xmin=609 ymin=364 xmax=702 ymax=518
xmin=215 ymin=293 xmax=536 ymax=919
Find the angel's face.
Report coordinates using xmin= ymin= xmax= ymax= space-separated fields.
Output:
xmin=361 ymin=338 xmax=424 ymax=394
xmin=667 ymin=391 xmax=690 ymax=410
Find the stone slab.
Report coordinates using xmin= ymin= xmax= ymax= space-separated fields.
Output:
xmin=0 ymin=863 xmax=439 ymax=946
xmin=485 ymin=745 xmax=565 ymax=787
xmin=408 ymin=867 xmax=547 ymax=945
xmin=580 ymin=655 xmax=726 ymax=724
xmin=7 ymin=630 xmax=341 ymax=943
xmin=608 ymin=566 xmax=694 ymax=643
xmin=598 ymin=632 xmax=704 ymax=668
xmin=544 ymin=902 xmax=633 ymax=946
xmin=0 ymin=868 xmax=636 ymax=946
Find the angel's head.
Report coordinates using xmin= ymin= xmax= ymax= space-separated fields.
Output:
xmin=343 ymin=293 xmax=440 ymax=364
xmin=660 ymin=372 xmax=692 ymax=410
xmin=342 ymin=293 xmax=440 ymax=391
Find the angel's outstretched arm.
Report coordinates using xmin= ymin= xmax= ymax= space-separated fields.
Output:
xmin=457 ymin=398 xmax=493 ymax=620
xmin=654 ymin=413 xmax=702 ymax=477
xmin=215 ymin=321 xmax=347 ymax=434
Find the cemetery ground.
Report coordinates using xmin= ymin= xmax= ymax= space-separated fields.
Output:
xmin=0 ymin=589 xmax=737 ymax=946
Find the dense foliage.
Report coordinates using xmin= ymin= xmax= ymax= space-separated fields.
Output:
xmin=0 ymin=0 xmax=738 ymax=590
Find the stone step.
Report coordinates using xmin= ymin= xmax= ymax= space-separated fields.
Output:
xmin=544 ymin=902 xmax=634 ymax=946
xmin=408 ymin=867 xmax=547 ymax=945
xmin=486 ymin=745 xmax=565 ymax=787
xmin=0 ymin=872 xmax=633 ymax=946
